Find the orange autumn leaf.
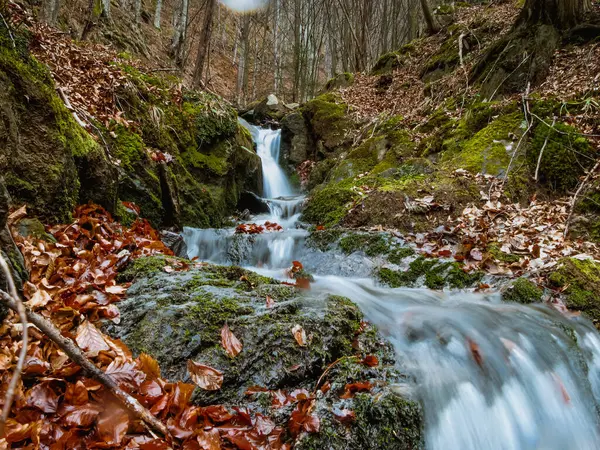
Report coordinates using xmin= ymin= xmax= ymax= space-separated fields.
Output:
xmin=187 ymin=360 xmax=223 ymax=391
xmin=361 ymin=355 xmax=379 ymax=367
xmin=220 ymin=324 xmax=242 ymax=358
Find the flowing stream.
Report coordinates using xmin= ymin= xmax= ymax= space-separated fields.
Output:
xmin=184 ymin=123 xmax=600 ymax=449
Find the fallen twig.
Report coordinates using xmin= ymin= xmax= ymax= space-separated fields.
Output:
xmin=0 ymin=289 xmax=170 ymax=438
xmin=534 ymin=117 xmax=556 ymax=181
xmin=0 ymin=254 xmax=28 ymax=438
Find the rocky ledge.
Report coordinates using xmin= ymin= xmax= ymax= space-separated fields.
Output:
xmin=106 ymin=256 xmax=423 ymax=449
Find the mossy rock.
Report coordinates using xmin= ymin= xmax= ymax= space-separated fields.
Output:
xmin=378 ymin=257 xmax=483 ymax=290
xmin=527 ymin=121 xmax=595 ymax=192
xmin=442 ymin=111 xmax=523 ymax=176
xmin=502 ymin=278 xmax=543 ymax=304
xmin=324 ymin=72 xmax=355 ymax=91
xmin=302 ymin=93 xmax=354 ymax=151
xmin=0 ymin=31 xmax=117 ymax=222
xmin=549 ymin=258 xmax=600 ymax=327
xmin=106 ymin=259 xmax=423 ymax=448
xmin=370 ymin=43 xmax=416 ymax=76
xmin=339 ymin=233 xmax=391 ymax=257
xmin=302 ymin=184 xmax=356 ymax=227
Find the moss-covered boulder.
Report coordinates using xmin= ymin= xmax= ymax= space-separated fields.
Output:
xmin=107 ymin=256 xmax=422 ymax=448
xmin=323 ymin=72 xmax=355 ymax=91
xmin=301 ymin=93 xmax=355 ymax=153
xmin=112 ymin=67 xmax=263 ymax=228
xmin=0 ymin=29 xmax=117 ymax=223
xmin=240 ymin=94 xmax=288 ymax=125
xmin=502 ymin=278 xmax=543 ymax=304
xmin=549 ymin=258 xmax=600 ymax=327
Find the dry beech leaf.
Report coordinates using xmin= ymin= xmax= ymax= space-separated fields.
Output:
xmin=291 ymin=324 xmax=307 ymax=347
xmin=25 ymin=289 xmax=52 ymax=308
xmin=220 ymin=324 xmax=242 ymax=358
xmin=187 ymin=360 xmax=223 ymax=391
xmin=266 ymin=295 xmax=275 ymax=308
xmin=105 ymin=285 xmax=127 ymax=295
xmin=75 ymin=320 xmax=110 ymax=356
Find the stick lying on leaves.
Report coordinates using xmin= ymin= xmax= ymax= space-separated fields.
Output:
xmin=0 ymin=254 xmax=28 ymax=438
xmin=0 ymin=268 xmax=170 ymax=439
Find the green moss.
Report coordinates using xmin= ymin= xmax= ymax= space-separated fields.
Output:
xmin=111 ymin=125 xmax=145 ymax=171
xmin=339 ymin=233 xmax=390 ymax=257
xmin=324 ymin=72 xmax=355 ymax=91
xmin=307 ymin=229 xmax=343 ymax=251
xmin=549 ymin=258 xmax=600 ymax=326
xmin=388 ymin=247 xmax=416 ymax=264
xmin=302 ymin=93 xmax=353 ymax=151
xmin=487 ymin=243 xmax=520 ymax=263
xmin=118 ymin=255 xmax=186 ymax=282
xmin=302 ymin=184 xmax=356 ymax=227
xmin=502 ymin=278 xmax=543 ymax=304
xmin=378 ymin=257 xmax=482 ymax=289
xmin=443 ymin=112 xmax=523 ymax=176
xmin=527 ymin=121 xmax=595 ymax=192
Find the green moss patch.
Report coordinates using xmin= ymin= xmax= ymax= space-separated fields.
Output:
xmin=502 ymin=278 xmax=543 ymax=304
xmin=549 ymin=258 xmax=600 ymax=326
xmin=378 ymin=256 xmax=483 ymax=289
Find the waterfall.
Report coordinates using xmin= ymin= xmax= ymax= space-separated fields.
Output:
xmin=182 ymin=122 xmax=600 ymax=449
xmin=239 ymin=118 xmax=294 ymax=199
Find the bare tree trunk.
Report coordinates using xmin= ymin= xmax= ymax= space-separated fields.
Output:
xmin=41 ymin=0 xmax=60 ymax=25
xmin=134 ymin=0 xmax=142 ymax=25
xmin=154 ymin=0 xmax=162 ymax=28
xmin=171 ymin=0 xmax=189 ymax=67
xmin=518 ymin=0 xmax=587 ymax=28
xmin=236 ymin=15 xmax=251 ymax=105
xmin=192 ymin=0 xmax=217 ymax=87
xmin=101 ymin=0 xmax=110 ymax=18
xmin=419 ymin=0 xmax=439 ymax=34
xmin=81 ymin=0 xmax=103 ymax=40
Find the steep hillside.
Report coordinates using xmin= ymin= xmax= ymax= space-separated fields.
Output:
xmin=0 ymin=15 xmax=262 ymax=230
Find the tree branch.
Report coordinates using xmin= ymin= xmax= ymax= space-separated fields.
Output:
xmin=0 ymin=253 xmax=28 ymax=439
xmin=0 ymin=289 xmax=170 ymax=438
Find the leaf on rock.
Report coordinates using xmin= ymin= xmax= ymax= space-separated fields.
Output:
xmin=187 ymin=360 xmax=223 ymax=391
xmin=291 ymin=324 xmax=307 ymax=347
xmin=266 ymin=295 xmax=275 ymax=308
xmin=220 ymin=324 xmax=242 ymax=358
xmin=289 ymin=399 xmax=320 ymax=436
xmin=138 ymin=352 xmax=161 ymax=381
xmin=340 ymin=381 xmax=373 ymax=399
xmin=361 ymin=355 xmax=379 ymax=367
xmin=333 ymin=408 xmax=356 ymax=424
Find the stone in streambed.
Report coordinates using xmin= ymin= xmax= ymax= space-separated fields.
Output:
xmin=106 ymin=256 xmax=423 ymax=449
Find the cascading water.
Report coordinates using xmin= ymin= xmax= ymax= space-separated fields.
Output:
xmin=183 ymin=122 xmax=600 ymax=449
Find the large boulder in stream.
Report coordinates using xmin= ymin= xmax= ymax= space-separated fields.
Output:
xmin=106 ymin=256 xmax=422 ymax=449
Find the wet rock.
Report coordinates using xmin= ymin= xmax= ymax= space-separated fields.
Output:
xmin=281 ymin=111 xmax=314 ymax=167
xmin=160 ymin=231 xmax=188 ymax=258
xmin=106 ymin=256 xmax=422 ymax=448
xmin=236 ymin=191 xmax=270 ymax=215
xmin=241 ymin=94 xmax=288 ymax=125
